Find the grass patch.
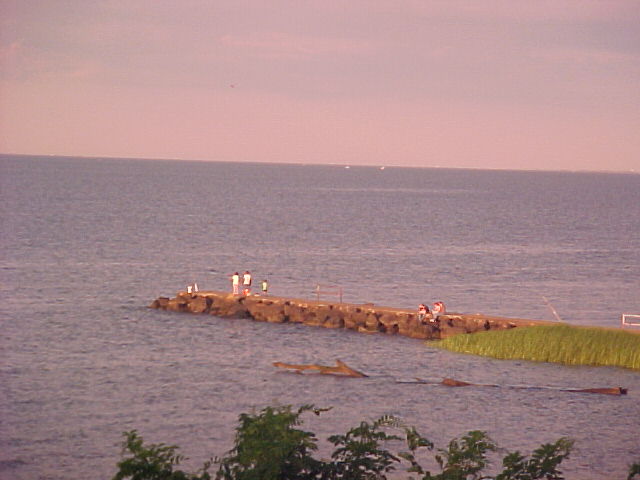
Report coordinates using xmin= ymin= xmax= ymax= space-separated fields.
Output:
xmin=431 ymin=324 xmax=640 ymax=370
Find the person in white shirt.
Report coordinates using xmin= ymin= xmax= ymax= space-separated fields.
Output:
xmin=231 ymin=272 xmax=240 ymax=295
xmin=242 ymin=271 xmax=252 ymax=293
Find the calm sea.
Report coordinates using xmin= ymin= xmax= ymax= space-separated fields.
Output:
xmin=1 ymin=154 xmax=639 ymax=479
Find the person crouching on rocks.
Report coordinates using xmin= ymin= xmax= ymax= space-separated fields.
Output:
xmin=432 ymin=301 xmax=446 ymax=322
xmin=417 ymin=304 xmax=429 ymax=324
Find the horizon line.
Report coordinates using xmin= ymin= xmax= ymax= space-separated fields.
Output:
xmin=1 ymin=151 xmax=637 ymax=176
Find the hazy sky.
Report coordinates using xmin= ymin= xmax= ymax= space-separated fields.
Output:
xmin=1 ymin=1 xmax=639 ymax=171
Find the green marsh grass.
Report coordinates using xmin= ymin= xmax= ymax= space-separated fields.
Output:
xmin=433 ymin=324 xmax=640 ymax=370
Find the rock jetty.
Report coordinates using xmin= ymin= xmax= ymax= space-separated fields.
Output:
xmin=149 ymin=290 xmax=554 ymax=340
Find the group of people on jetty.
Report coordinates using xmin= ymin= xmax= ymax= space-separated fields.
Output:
xmin=229 ymin=272 xmax=446 ymax=323
xmin=418 ymin=301 xmax=446 ymax=323
xmin=230 ymin=271 xmax=268 ymax=296
xmin=228 ymin=272 xmax=446 ymax=322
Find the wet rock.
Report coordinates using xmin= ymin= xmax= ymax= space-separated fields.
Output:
xmin=149 ymin=297 xmax=170 ymax=309
xmin=186 ymin=296 xmax=208 ymax=314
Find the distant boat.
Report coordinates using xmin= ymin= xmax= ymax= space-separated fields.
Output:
xmin=345 ymin=166 xmax=350 ymax=169
xmin=380 ymin=166 xmax=385 ymax=170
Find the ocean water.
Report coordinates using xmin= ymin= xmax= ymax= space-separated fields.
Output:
xmin=1 ymin=154 xmax=639 ymax=479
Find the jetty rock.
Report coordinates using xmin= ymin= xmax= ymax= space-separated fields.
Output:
xmin=149 ymin=291 xmax=553 ymax=340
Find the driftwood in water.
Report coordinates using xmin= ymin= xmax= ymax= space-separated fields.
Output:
xmin=442 ymin=378 xmax=473 ymax=387
xmin=272 ymin=364 xmax=626 ymax=395
xmin=565 ymin=386 xmax=627 ymax=395
xmin=403 ymin=378 xmax=627 ymax=395
xmin=273 ymin=360 xmax=368 ymax=378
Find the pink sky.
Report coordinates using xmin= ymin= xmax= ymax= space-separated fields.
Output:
xmin=1 ymin=1 xmax=639 ymax=171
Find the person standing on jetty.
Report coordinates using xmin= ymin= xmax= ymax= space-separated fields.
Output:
xmin=231 ymin=272 xmax=240 ymax=295
xmin=261 ymin=279 xmax=269 ymax=295
xmin=242 ymin=270 xmax=252 ymax=293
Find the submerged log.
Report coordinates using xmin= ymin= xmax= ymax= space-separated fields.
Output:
xmin=566 ymin=387 xmax=627 ymax=395
xmin=441 ymin=378 xmax=473 ymax=387
xmin=399 ymin=378 xmax=627 ymax=395
xmin=273 ymin=360 xmax=368 ymax=378
xmin=436 ymin=378 xmax=627 ymax=395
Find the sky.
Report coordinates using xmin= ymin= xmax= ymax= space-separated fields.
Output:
xmin=1 ymin=1 xmax=639 ymax=172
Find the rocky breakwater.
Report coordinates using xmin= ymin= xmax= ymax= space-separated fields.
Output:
xmin=149 ymin=290 xmax=553 ymax=340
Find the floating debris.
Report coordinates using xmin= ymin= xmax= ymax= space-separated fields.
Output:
xmin=399 ymin=378 xmax=627 ymax=395
xmin=273 ymin=360 xmax=368 ymax=378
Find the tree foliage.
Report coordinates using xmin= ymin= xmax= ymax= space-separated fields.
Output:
xmin=113 ymin=430 xmax=211 ymax=480
xmin=496 ymin=438 xmax=574 ymax=480
xmin=216 ymin=405 xmax=325 ymax=480
xmin=112 ymin=405 xmax=636 ymax=480
xmin=325 ymin=414 xmax=402 ymax=479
